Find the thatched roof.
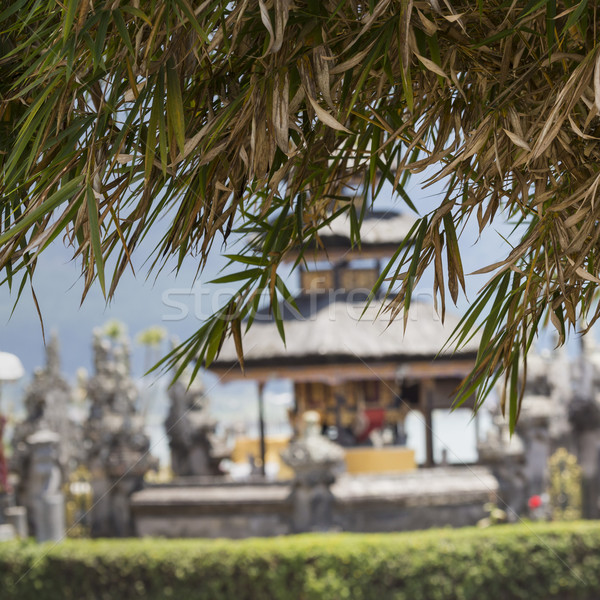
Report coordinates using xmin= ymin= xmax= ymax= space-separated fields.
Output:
xmin=211 ymin=293 xmax=478 ymax=374
xmin=286 ymin=211 xmax=416 ymax=262
xmin=320 ymin=211 xmax=414 ymax=246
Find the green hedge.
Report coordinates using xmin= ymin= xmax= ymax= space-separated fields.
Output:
xmin=1 ymin=522 xmax=600 ymax=599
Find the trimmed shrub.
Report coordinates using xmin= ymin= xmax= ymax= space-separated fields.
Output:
xmin=0 ymin=522 xmax=599 ymax=599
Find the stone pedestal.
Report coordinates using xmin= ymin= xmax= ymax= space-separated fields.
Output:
xmin=515 ymin=395 xmax=559 ymax=499
xmin=0 ymin=524 xmax=15 ymax=541
xmin=478 ymin=416 xmax=526 ymax=520
xmin=33 ymin=494 xmax=64 ymax=543
xmin=26 ymin=430 xmax=65 ymax=542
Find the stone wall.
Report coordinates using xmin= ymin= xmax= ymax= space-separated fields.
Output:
xmin=132 ymin=481 xmax=293 ymax=538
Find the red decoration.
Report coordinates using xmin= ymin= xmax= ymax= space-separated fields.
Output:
xmin=528 ymin=494 xmax=542 ymax=510
xmin=356 ymin=408 xmax=386 ymax=443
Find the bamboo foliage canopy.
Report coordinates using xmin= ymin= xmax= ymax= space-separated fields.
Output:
xmin=2 ymin=0 xmax=600 ymax=428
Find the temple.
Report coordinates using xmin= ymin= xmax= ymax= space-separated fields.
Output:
xmin=210 ymin=210 xmax=480 ymax=471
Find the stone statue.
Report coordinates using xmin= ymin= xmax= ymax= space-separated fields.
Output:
xmin=10 ymin=334 xmax=81 ymax=537
xmin=87 ymin=329 xmax=138 ymax=420
xmin=281 ymin=411 xmax=345 ymax=532
xmin=12 ymin=333 xmax=81 ymax=477
xmin=165 ymin=341 xmax=231 ymax=478
xmin=84 ymin=328 xmax=157 ymax=536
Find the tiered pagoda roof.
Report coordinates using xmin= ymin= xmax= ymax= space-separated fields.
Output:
xmin=212 ymin=295 xmax=478 ymax=381
xmin=211 ymin=209 xmax=479 ymax=384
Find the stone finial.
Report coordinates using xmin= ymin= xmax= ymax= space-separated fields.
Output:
xmin=92 ymin=328 xmax=113 ymax=372
xmin=11 ymin=333 xmax=80 ymax=504
xmin=46 ymin=332 xmax=61 ymax=375
xmin=580 ymin=324 xmax=598 ymax=354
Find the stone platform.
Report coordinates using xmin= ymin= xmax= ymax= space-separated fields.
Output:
xmin=131 ymin=466 xmax=498 ymax=538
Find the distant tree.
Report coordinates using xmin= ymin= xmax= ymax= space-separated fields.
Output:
xmin=136 ymin=326 xmax=167 ymax=372
xmin=103 ymin=319 xmax=128 ymax=343
xmin=1 ymin=1 xmax=599 ymax=427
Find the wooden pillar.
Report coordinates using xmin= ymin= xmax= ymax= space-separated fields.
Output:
xmin=422 ymin=380 xmax=435 ymax=468
xmin=258 ymin=381 xmax=266 ymax=477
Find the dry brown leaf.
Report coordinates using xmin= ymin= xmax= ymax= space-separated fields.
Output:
xmin=258 ymin=0 xmax=275 ymax=55
xmin=272 ymin=69 xmax=290 ymax=153
xmin=503 ymin=128 xmax=531 ymax=151
xmin=416 ymin=8 xmax=438 ymax=35
xmin=415 ymin=53 xmax=449 ymax=80
xmin=329 ymin=41 xmax=376 ymax=75
xmin=594 ymin=50 xmax=600 ymax=113
xmin=272 ymin=0 xmax=289 ymax=53
xmin=306 ymin=94 xmax=351 ymax=133
xmin=313 ymin=45 xmax=334 ymax=108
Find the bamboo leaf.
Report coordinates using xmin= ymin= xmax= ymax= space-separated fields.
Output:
xmin=86 ymin=183 xmax=106 ymax=297
xmin=113 ymin=10 xmax=134 ymax=56
xmin=508 ymin=350 xmax=521 ymax=434
xmin=63 ymin=0 xmax=78 ymax=41
xmin=231 ymin=315 xmax=244 ymax=371
xmin=0 ymin=176 xmax=84 ymax=246
xmin=415 ymin=53 xmax=450 ymax=80
xmin=166 ymin=58 xmax=186 ymax=155
xmin=307 ymin=95 xmax=351 ymax=133
xmin=503 ymin=128 xmax=531 ymax=151
xmin=210 ymin=268 xmax=264 ymax=284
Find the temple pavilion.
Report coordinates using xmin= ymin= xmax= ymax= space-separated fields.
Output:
xmin=210 ymin=210 xmax=480 ymax=471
